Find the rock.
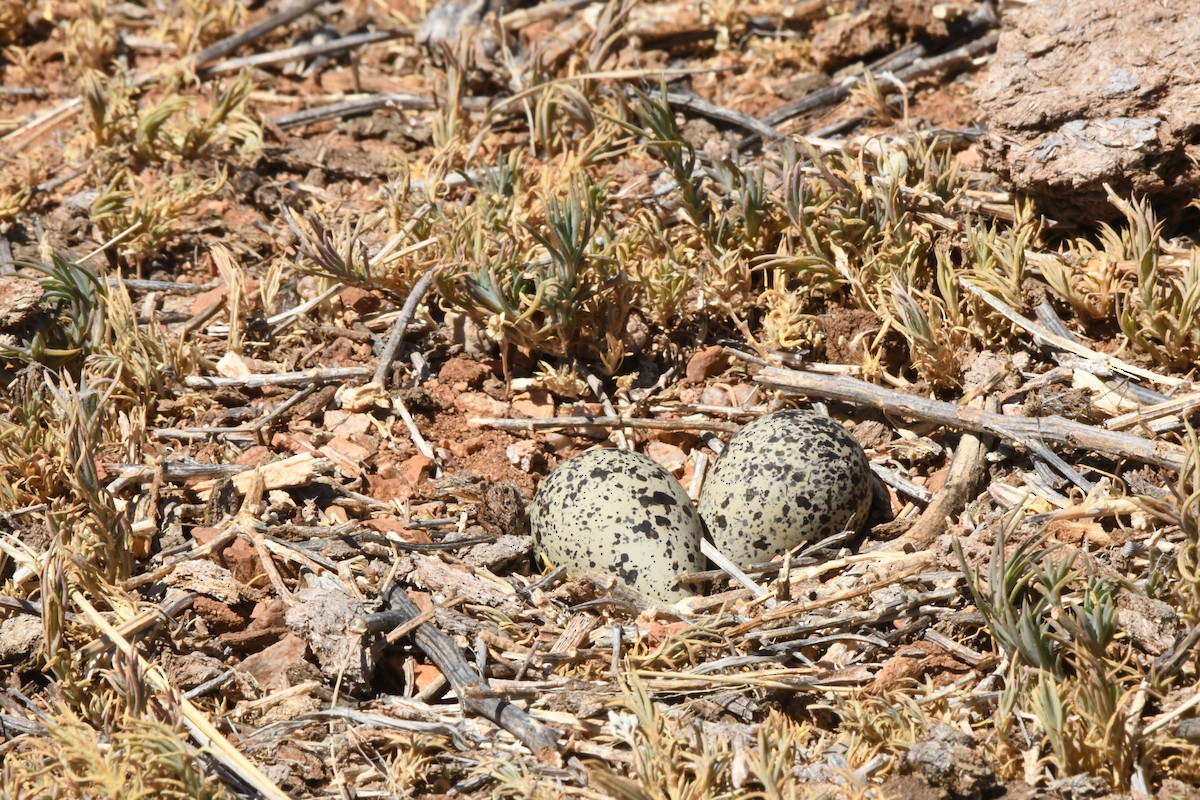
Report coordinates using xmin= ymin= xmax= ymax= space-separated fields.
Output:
xmin=439 ymin=354 xmax=494 ymax=390
xmin=215 ymin=351 xmax=252 ymax=378
xmin=239 ymin=632 xmax=308 ymax=691
xmin=398 ymin=453 xmax=436 ymax=487
xmin=223 ymin=536 xmax=265 ymax=587
xmin=412 ymin=553 xmax=525 ymax=614
xmin=511 ymin=388 xmax=555 ymax=419
xmin=338 ymin=286 xmax=380 ymax=314
xmin=0 ymin=615 xmax=42 ymax=662
xmin=365 ymin=467 xmax=417 ymax=503
xmin=192 ymin=595 xmax=247 ymax=633
xmin=0 ymin=276 xmax=43 ymax=329
xmin=285 ymin=574 xmax=378 ymax=692
xmin=685 ymin=345 xmax=730 ymax=383
xmin=479 ymin=480 xmax=529 ymax=536
xmin=324 ymin=410 xmax=375 ymax=436
xmin=506 ymin=439 xmax=541 ymax=472
xmin=454 ymin=391 xmax=509 ymax=419
xmin=810 ymin=0 xmax=982 ymax=73
xmin=165 ymin=559 xmax=249 ymax=604
xmin=904 ymin=724 xmax=996 ymax=799
xmin=322 ymin=504 xmax=349 ymax=525
xmin=976 ymin=0 xmax=1200 ymax=225
xmin=461 ymin=533 xmax=533 ymax=571
xmin=850 ymin=419 xmax=892 ymax=450
xmin=699 ymin=386 xmax=731 ymax=406
xmin=320 ymin=435 xmax=373 ymax=479
xmin=444 ymin=310 xmax=497 ymax=357
xmin=362 ymin=516 xmax=431 ymax=544
xmin=1046 ymin=774 xmax=1110 ymax=800
xmin=166 ymin=651 xmax=225 ymax=691
xmin=811 ymin=5 xmax=894 ymax=72
xmin=1116 ymin=592 xmax=1179 ymax=657
xmin=646 ymin=440 xmax=687 ymax=475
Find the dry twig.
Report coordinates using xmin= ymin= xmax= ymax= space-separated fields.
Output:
xmin=470 ymin=415 xmax=739 ymax=433
xmin=380 ymin=582 xmax=561 ymax=755
xmin=755 ymin=365 xmax=1187 ymax=472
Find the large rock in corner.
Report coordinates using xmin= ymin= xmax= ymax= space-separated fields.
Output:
xmin=976 ymin=0 xmax=1200 ymax=225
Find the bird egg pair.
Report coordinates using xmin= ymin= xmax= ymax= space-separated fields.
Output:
xmin=530 ymin=410 xmax=872 ymax=602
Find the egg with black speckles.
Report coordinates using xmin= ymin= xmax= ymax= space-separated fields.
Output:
xmin=699 ymin=410 xmax=872 ymax=567
xmin=531 ymin=448 xmax=704 ymax=603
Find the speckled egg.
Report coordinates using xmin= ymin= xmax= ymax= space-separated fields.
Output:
xmin=531 ymin=448 xmax=704 ymax=603
xmin=699 ymin=410 xmax=872 ymax=567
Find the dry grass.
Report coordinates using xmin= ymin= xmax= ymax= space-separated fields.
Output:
xmin=4 ymin=0 xmax=1200 ymax=798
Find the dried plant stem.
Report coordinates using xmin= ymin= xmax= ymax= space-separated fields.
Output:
xmin=79 ymin=222 xmax=143 ymax=263
xmin=109 ymin=278 xmax=221 ymax=294
xmin=107 ymin=463 xmax=246 ymax=494
xmin=500 ymin=0 xmax=601 ymax=28
xmin=470 ymin=415 xmax=740 ymax=433
xmin=180 ymin=297 xmax=225 ymax=337
xmin=648 ymin=402 xmax=771 ymax=418
xmin=871 ymin=463 xmax=933 ymax=503
xmin=1 ymin=98 xmax=82 ymax=149
xmin=200 ymin=30 xmax=403 ymax=77
xmin=758 ymin=7 xmax=996 ymax=130
xmin=960 ymin=278 xmax=1185 ymax=387
xmin=189 ymin=0 xmax=326 ymax=68
xmin=152 ymin=385 xmax=318 ymax=443
xmin=701 ymin=538 xmax=770 ymax=600
xmin=152 ymin=428 xmax=256 ymax=443
xmin=491 ymin=65 xmax=741 ymax=112
xmin=756 ymin=365 xmax=1187 ymax=471
xmin=70 ymin=590 xmax=290 ymax=800
xmin=77 ymin=592 xmax=197 ymax=662
xmin=684 ymin=549 xmax=923 ymax=615
xmin=1105 ymin=389 xmax=1200 ymax=431
xmin=665 ymin=91 xmax=782 ymax=140
xmin=374 ymin=268 xmax=438 ymax=387
xmin=205 ymin=281 xmax=345 ymax=337
xmin=732 ymin=557 xmax=934 ymax=636
xmin=741 ymin=587 xmax=959 ymax=643
xmin=122 ymin=528 xmax=240 ymax=590
xmin=271 ymin=93 xmax=488 ymax=130
xmin=395 ymin=395 xmax=436 ymax=459
xmin=898 ymin=395 xmax=996 ymax=547
xmin=381 ymin=582 xmax=560 ymax=755
xmin=1144 ymin=690 xmax=1200 ymax=736
xmin=578 ymin=367 xmax=629 ymax=449
xmin=185 ymin=366 xmax=372 ymax=388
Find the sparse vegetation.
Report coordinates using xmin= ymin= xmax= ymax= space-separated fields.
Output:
xmin=4 ymin=0 xmax=1200 ymax=798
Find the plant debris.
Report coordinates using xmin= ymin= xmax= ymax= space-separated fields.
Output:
xmin=3 ymin=1 xmax=1200 ymax=798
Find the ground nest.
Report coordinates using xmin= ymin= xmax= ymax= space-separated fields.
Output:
xmin=3 ymin=0 xmax=1200 ymax=798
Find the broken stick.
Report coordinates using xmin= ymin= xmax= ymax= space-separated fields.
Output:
xmin=375 ymin=267 xmax=438 ymax=387
xmin=899 ymin=396 xmax=995 ymax=547
xmin=381 ymin=582 xmax=560 ymax=756
xmin=755 ymin=365 xmax=1188 ymax=472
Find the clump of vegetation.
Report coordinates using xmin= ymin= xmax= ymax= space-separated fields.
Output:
xmin=69 ymin=65 xmax=259 ymax=270
xmin=10 ymin=1 xmax=1200 ymax=798
xmin=956 ymin=520 xmax=1142 ymax=785
xmin=0 ymin=251 xmax=182 ymax=391
xmin=1 ymin=687 xmax=224 ymax=800
xmin=155 ymin=0 xmax=245 ymax=54
xmin=437 ymin=172 xmax=641 ymax=373
xmin=1037 ymin=188 xmax=1200 ymax=370
xmin=0 ymin=253 xmax=108 ymax=368
xmin=62 ymin=0 xmax=120 ymax=73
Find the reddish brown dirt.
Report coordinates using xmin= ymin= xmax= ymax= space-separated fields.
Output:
xmin=821 ymin=307 xmax=881 ymax=365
